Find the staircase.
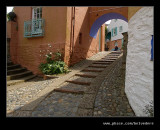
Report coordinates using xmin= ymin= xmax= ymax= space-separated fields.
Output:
xmin=53 ymin=51 xmax=122 ymax=95
xmin=7 ymin=61 xmax=37 ymax=86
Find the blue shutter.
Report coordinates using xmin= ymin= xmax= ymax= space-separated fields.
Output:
xmin=115 ymin=27 xmax=117 ymax=36
xmin=151 ymin=35 xmax=153 ymax=61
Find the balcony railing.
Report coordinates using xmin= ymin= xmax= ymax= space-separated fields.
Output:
xmin=24 ymin=19 xmax=45 ymax=38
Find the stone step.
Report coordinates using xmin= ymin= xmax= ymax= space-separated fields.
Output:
xmin=7 ymin=67 xmax=27 ymax=75
xmin=7 ymin=70 xmax=33 ymax=81
xmin=103 ymin=57 xmax=118 ymax=59
xmin=102 ymin=57 xmax=117 ymax=59
xmin=110 ymin=52 xmax=121 ymax=54
xmin=88 ymin=65 xmax=108 ymax=68
xmin=66 ymin=80 xmax=91 ymax=86
xmin=7 ymin=64 xmax=21 ymax=70
xmin=81 ymin=69 xmax=103 ymax=72
xmin=75 ymin=74 xmax=97 ymax=78
xmin=93 ymin=62 xmax=112 ymax=65
xmin=7 ymin=75 xmax=37 ymax=86
xmin=7 ymin=61 xmax=13 ymax=66
xmin=54 ymin=88 xmax=84 ymax=94
xmin=96 ymin=60 xmax=115 ymax=62
xmin=101 ymin=59 xmax=117 ymax=61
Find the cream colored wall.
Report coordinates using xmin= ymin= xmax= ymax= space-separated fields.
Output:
xmin=125 ymin=7 xmax=153 ymax=116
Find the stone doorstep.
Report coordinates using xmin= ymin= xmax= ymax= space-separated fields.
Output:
xmin=54 ymin=88 xmax=84 ymax=94
xmin=7 ymin=75 xmax=37 ymax=87
xmin=66 ymin=80 xmax=91 ymax=86
xmin=75 ymin=74 xmax=97 ymax=78
xmin=81 ymin=69 xmax=103 ymax=72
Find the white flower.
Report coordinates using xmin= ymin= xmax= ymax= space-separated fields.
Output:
xmin=50 ymin=52 xmax=52 ymax=54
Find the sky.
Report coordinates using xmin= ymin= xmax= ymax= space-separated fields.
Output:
xmin=105 ymin=20 xmax=111 ymax=24
xmin=7 ymin=7 xmax=14 ymax=14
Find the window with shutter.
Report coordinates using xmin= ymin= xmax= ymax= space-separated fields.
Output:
xmin=24 ymin=7 xmax=44 ymax=38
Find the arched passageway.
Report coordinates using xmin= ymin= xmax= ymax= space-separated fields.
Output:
xmin=89 ymin=12 xmax=128 ymax=38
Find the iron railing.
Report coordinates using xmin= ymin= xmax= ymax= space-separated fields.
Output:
xmin=24 ymin=19 xmax=45 ymax=38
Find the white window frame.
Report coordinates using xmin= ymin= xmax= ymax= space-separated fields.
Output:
xmin=32 ymin=7 xmax=42 ymax=20
xmin=32 ymin=7 xmax=42 ymax=34
xmin=119 ymin=26 xmax=123 ymax=32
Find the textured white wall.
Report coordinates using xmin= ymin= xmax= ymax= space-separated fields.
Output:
xmin=108 ymin=19 xmax=128 ymax=41
xmin=125 ymin=7 xmax=153 ymax=116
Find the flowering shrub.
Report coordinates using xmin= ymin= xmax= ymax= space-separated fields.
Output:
xmin=39 ymin=44 xmax=69 ymax=75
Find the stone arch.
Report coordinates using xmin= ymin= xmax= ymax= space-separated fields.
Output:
xmin=89 ymin=12 xmax=128 ymax=38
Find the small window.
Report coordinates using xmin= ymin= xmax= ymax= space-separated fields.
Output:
xmin=32 ymin=7 xmax=42 ymax=19
xmin=79 ymin=33 xmax=82 ymax=44
xmin=119 ymin=26 xmax=123 ymax=32
xmin=112 ymin=27 xmax=117 ymax=37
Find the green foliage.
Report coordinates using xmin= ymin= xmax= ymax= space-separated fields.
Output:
xmin=39 ymin=50 xmax=69 ymax=75
xmin=7 ymin=12 xmax=16 ymax=22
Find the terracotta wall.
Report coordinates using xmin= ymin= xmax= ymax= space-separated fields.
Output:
xmin=7 ymin=22 xmax=11 ymax=38
xmin=9 ymin=21 xmax=18 ymax=64
xmin=107 ymin=39 xmax=122 ymax=51
xmin=13 ymin=7 xmax=67 ymax=75
xmin=9 ymin=7 xmax=107 ymax=75
xmin=128 ymin=7 xmax=142 ymax=21
xmin=69 ymin=7 xmax=105 ymax=65
xmin=69 ymin=7 xmax=97 ymax=65
xmin=89 ymin=7 xmax=128 ymax=30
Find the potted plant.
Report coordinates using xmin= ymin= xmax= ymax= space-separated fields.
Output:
xmin=7 ymin=12 xmax=17 ymax=22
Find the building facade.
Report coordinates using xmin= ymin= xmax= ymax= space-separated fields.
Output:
xmin=106 ymin=19 xmax=128 ymax=51
xmin=7 ymin=7 xmax=105 ymax=75
xmin=7 ymin=6 xmax=153 ymax=116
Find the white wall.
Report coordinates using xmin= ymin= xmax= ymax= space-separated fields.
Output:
xmin=108 ymin=19 xmax=128 ymax=41
xmin=125 ymin=7 xmax=153 ymax=116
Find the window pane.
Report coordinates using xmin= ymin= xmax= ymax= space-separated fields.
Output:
xmin=37 ymin=8 xmax=39 ymax=13
xmin=40 ymin=8 xmax=42 ymax=18
xmin=37 ymin=13 xmax=39 ymax=19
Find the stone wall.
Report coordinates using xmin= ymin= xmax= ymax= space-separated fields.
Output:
xmin=125 ymin=7 xmax=153 ymax=116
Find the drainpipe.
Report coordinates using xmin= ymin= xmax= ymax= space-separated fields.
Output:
xmin=70 ymin=7 xmax=73 ymax=57
xmin=72 ymin=7 xmax=75 ymax=55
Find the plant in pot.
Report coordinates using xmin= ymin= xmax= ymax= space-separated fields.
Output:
xmin=7 ymin=12 xmax=17 ymax=22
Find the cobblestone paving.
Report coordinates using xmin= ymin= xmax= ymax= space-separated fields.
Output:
xmin=31 ymin=92 xmax=83 ymax=117
xmin=7 ymin=51 xmax=135 ymax=117
xmin=7 ymin=77 xmax=58 ymax=112
xmin=7 ymin=51 xmax=110 ymax=116
xmin=93 ymin=66 xmax=135 ymax=117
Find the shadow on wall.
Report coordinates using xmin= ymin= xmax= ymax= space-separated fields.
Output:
xmin=69 ymin=7 xmax=99 ymax=66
